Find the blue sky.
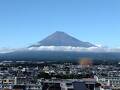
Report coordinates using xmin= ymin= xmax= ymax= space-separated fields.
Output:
xmin=0 ymin=0 xmax=120 ymax=48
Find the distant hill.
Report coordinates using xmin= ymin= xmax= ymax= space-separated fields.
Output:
xmin=29 ymin=31 xmax=95 ymax=47
xmin=0 ymin=51 xmax=120 ymax=61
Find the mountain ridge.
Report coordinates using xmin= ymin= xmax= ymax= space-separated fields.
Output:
xmin=29 ymin=31 xmax=95 ymax=47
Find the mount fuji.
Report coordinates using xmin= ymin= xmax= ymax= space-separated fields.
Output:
xmin=0 ymin=31 xmax=120 ymax=61
xmin=29 ymin=31 xmax=95 ymax=48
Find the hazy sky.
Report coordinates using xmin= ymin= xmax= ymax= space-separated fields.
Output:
xmin=0 ymin=0 xmax=120 ymax=48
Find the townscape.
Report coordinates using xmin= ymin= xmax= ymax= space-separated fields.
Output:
xmin=0 ymin=60 xmax=120 ymax=90
xmin=0 ymin=0 xmax=120 ymax=90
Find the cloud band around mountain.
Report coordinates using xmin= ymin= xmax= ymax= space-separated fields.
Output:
xmin=1 ymin=46 xmax=120 ymax=53
xmin=28 ymin=46 xmax=120 ymax=52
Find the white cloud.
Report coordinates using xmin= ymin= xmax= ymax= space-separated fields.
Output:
xmin=1 ymin=46 xmax=120 ymax=53
xmin=28 ymin=46 xmax=120 ymax=52
xmin=0 ymin=48 xmax=15 ymax=53
xmin=0 ymin=47 xmax=27 ymax=53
